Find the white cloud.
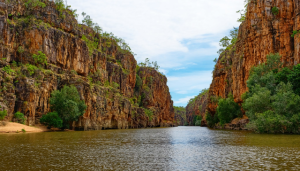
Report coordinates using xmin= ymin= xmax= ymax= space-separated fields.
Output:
xmin=70 ymin=0 xmax=244 ymax=59
xmin=174 ymin=96 xmax=195 ymax=106
xmin=168 ymin=71 xmax=212 ymax=94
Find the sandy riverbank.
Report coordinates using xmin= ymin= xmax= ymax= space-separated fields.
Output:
xmin=0 ymin=122 xmax=50 ymax=133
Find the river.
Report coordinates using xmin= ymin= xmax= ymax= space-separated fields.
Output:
xmin=0 ymin=126 xmax=300 ymax=170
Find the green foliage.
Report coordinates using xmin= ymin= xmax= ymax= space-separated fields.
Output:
xmin=217 ymin=27 xmax=238 ymax=55
xmin=32 ymin=51 xmax=47 ymax=65
xmin=187 ymin=89 xmax=209 ymax=107
xmin=138 ymin=58 xmax=161 ymax=73
xmin=81 ymin=35 xmax=99 ymax=56
xmin=71 ymin=70 xmax=78 ymax=75
xmin=24 ymin=0 xmax=46 ymax=9
xmin=217 ymin=94 xmax=242 ymax=126
xmin=26 ymin=64 xmax=37 ymax=75
xmin=283 ymin=64 xmax=300 ymax=95
xmin=195 ymin=120 xmax=201 ymax=126
xmin=17 ymin=46 xmax=24 ymax=54
xmin=40 ymin=112 xmax=63 ymax=129
xmin=272 ymin=7 xmax=279 ymax=15
xmin=3 ymin=65 xmax=15 ymax=74
xmin=14 ymin=112 xmax=26 ymax=124
xmin=50 ymin=85 xmax=87 ymax=128
xmin=219 ymin=36 xmax=230 ymax=48
xmin=236 ymin=0 xmax=250 ymax=22
xmin=0 ymin=110 xmax=7 ymax=120
xmin=206 ymin=112 xmax=219 ymax=128
xmin=135 ymin=74 xmax=142 ymax=91
xmin=291 ymin=30 xmax=300 ymax=38
xmin=243 ymin=53 xmax=300 ymax=133
xmin=112 ymin=82 xmax=120 ymax=89
xmin=144 ymin=108 xmax=154 ymax=121
xmin=12 ymin=61 xmax=17 ymax=67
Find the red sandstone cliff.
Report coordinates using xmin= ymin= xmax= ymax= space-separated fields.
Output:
xmin=0 ymin=0 xmax=175 ymax=130
xmin=185 ymin=91 xmax=208 ymax=126
xmin=187 ymin=0 xmax=300 ymax=125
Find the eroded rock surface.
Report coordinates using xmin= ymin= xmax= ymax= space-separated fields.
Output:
xmin=0 ymin=0 xmax=175 ymax=130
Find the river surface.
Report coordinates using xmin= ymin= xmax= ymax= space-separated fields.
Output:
xmin=1 ymin=127 xmax=300 ymax=170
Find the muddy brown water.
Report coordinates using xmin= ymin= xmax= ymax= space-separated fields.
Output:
xmin=0 ymin=126 xmax=300 ymax=170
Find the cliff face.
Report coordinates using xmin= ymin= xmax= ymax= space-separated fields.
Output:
xmin=174 ymin=106 xmax=186 ymax=126
xmin=0 ymin=0 xmax=175 ymax=130
xmin=185 ymin=91 xmax=208 ymax=126
xmin=207 ymin=0 xmax=299 ymax=115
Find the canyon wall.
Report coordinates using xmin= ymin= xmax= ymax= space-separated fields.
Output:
xmin=186 ymin=0 xmax=300 ymax=123
xmin=185 ymin=91 xmax=208 ymax=126
xmin=0 ymin=0 xmax=175 ymax=130
xmin=174 ymin=107 xmax=186 ymax=126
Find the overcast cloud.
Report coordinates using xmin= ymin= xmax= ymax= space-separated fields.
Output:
xmin=68 ymin=0 xmax=244 ymax=106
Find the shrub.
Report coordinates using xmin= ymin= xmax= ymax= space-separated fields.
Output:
xmin=217 ymin=94 xmax=242 ymax=126
xmin=26 ymin=64 xmax=37 ymax=75
xmin=3 ymin=65 xmax=15 ymax=74
xmin=144 ymin=108 xmax=154 ymax=121
xmin=21 ymin=129 xmax=26 ymax=133
xmin=24 ymin=0 xmax=46 ymax=9
xmin=272 ymin=7 xmax=279 ymax=15
xmin=0 ymin=110 xmax=7 ymax=120
xmin=71 ymin=70 xmax=78 ymax=75
xmin=112 ymin=82 xmax=119 ymax=89
xmin=206 ymin=112 xmax=219 ymax=128
xmin=40 ymin=112 xmax=63 ymax=129
xmin=195 ymin=120 xmax=201 ymax=126
xmin=32 ymin=51 xmax=47 ymax=65
xmin=50 ymin=85 xmax=87 ymax=128
xmin=14 ymin=112 xmax=26 ymax=124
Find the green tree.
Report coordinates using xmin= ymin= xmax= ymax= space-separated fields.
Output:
xmin=287 ymin=64 xmax=300 ymax=95
xmin=219 ymin=36 xmax=230 ymax=48
xmin=217 ymin=94 xmax=242 ymax=126
xmin=40 ymin=112 xmax=63 ymax=129
xmin=50 ymin=85 xmax=87 ymax=128
xmin=243 ymin=53 xmax=300 ymax=133
xmin=206 ymin=112 xmax=219 ymax=128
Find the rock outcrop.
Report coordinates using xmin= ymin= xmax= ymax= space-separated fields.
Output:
xmin=207 ymin=0 xmax=299 ymax=115
xmin=186 ymin=0 xmax=300 ymax=129
xmin=185 ymin=90 xmax=208 ymax=126
xmin=0 ymin=0 xmax=175 ymax=130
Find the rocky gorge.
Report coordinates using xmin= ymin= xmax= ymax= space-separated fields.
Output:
xmin=186 ymin=0 xmax=300 ymax=130
xmin=0 ymin=0 xmax=176 ymax=130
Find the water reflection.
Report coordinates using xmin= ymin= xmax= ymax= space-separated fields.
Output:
xmin=0 ymin=127 xmax=300 ymax=170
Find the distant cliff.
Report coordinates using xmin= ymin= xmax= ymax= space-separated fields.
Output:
xmin=0 ymin=0 xmax=175 ymax=130
xmin=174 ymin=106 xmax=186 ymax=126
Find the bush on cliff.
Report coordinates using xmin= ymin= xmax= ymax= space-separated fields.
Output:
xmin=14 ymin=112 xmax=26 ymax=124
xmin=243 ymin=53 xmax=300 ymax=133
xmin=40 ymin=112 xmax=63 ymax=129
xmin=217 ymin=94 xmax=242 ymax=126
xmin=50 ymin=85 xmax=87 ymax=128
xmin=0 ymin=110 xmax=7 ymax=120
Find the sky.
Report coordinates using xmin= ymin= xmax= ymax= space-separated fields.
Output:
xmin=68 ymin=0 xmax=245 ymax=106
